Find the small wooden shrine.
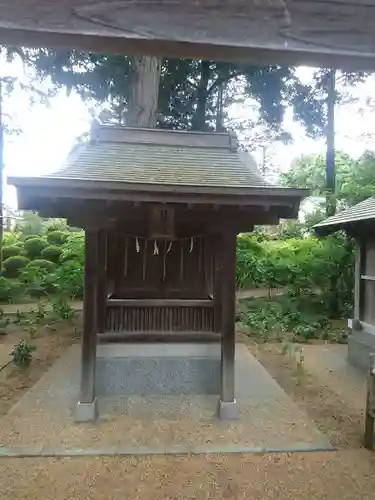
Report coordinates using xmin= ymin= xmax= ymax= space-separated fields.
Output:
xmin=315 ymin=197 xmax=375 ymax=371
xmin=9 ymin=125 xmax=306 ymax=421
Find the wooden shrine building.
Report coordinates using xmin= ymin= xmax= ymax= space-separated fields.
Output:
xmin=9 ymin=125 xmax=306 ymax=422
xmin=315 ymin=197 xmax=375 ymax=372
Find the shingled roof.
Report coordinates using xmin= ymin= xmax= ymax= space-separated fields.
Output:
xmin=314 ymin=197 xmax=375 ymax=235
xmin=45 ymin=126 xmax=270 ymax=189
xmin=8 ymin=126 xmax=308 ymax=220
xmin=8 ymin=126 xmax=306 ymax=199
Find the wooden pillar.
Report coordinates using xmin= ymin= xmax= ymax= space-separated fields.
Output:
xmin=354 ymin=238 xmax=365 ymax=327
xmin=213 ymin=234 xmax=223 ymax=333
xmin=218 ymin=231 xmax=237 ymax=420
xmin=96 ymin=229 xmax=107 ymax=334
xmin=75 ymin=228 xmax=99 ymax=422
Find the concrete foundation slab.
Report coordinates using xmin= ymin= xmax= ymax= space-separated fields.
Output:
xmin=0 ymin=343 xmax=332 ymax=455
xmin=95 ymin=343 xmax=221 ymax=396
xmin=348 ymin=330 xmax=375 ymax=371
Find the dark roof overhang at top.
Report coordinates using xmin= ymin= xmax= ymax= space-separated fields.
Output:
xmin=1 ymin=1 xmax=375 ymax=70
xmin=8 ymin=126 xmax=308 ymax=223
xmin=314 ymin=197 xmax=375 ymax=236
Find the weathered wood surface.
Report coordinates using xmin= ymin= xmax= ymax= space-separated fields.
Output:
xmin=1 ymin=0 xmax=375 ymax=69
xmin=105 ymin=302 xmax=215 ymax=332
xmin=220 ymin=232 xmax=237 ymax=404
xmin=98 ymin=331 xmax=220 ymax=343
xmin=79 ymin=229 xmax=98 ymax=403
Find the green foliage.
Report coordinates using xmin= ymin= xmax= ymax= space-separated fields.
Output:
xmin=3 ymin=245 xmax=21 ymax=260
xmin=44 ymin=219 xmax=69 ymax=233
xmin=19 ymin=266 xmax=55 ymax=298
xmin=51 ymin=297 xmax=75 ymax=321
xmin=46 ymin=231 xmax=68 ymax=246
xmin=242 ymin=295 xmax=330 ymax=343
xmin=41 ymin=245 xmax=63 ymax=263
xmin=3 ymin=255 xmax=30 ymax=278
xmin=281 ymin=150 xmax=375 ymax=209
xmin=27 ymin=259 xmax=55 ymax=272
xmin=10 ymin=340 xmax=36 ymax=367
xmin=60 ymin=233 xmax=84 ymax=265
xmin=3 ymin=232 xmax=20 ymax=246
xmin=0 ymin=277 xmax=22 ymax=303
xmin=15 ymin=212 xmax=44 ymax=236
xmin=54 ymin=261 xmax=83 ymax=299
xmin=236 ymin=233 xmax=354 ymax=319
xmin=23 ymin=237 xmax=48 ymax=259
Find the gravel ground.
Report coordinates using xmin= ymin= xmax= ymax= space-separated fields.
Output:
xmin=1 ymin=451 xmax=375 ymax=500
xmin=0 ymin=344 xmax=329 ymax=451
xmin=1 ymin=339 xmax=374 ymax=499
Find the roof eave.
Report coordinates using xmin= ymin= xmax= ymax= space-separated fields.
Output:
xmin=7 ymin=175 xmax=309 ymax=200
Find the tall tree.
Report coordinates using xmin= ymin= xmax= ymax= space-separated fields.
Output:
xmin=127 ymin=55 xmax=162 ymax=127
xmin=281 ymin=150 xmax=375 ymax=208
xmin=325 ymin=69 xmax=336 ymax=217
xmin=27 ymin=50 xmax=366 ymax=138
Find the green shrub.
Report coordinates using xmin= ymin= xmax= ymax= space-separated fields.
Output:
xmin=3 ymin=245 xmax=21 ymax=260
xmin=0 ymin=277 xmax=23 ymax=303
xmin=59 ymin=252 xmax=81 ymax=264
xmin=46 ymin=231 xmax=68 ymax=246
xmin=3 ymin=256 xmax=30 ymax=278
xmin=41 ymin=245 xmax=62 ymax=263
xmin=3 ymin=232 xmax=20 ymax=246
xmin=19 ymin=266 xmax=56 ymax=298
xmin=11 ymin=340 xmax=36 ymax=367
xmin=55 ymin=260 xmax=84 ymax=299
xmin=27 ymin=259 xmax=55 ymax=272
xmin=45 ymin=219 xmax=69 ymax=233
xmin=60 ymin=233 xmax=84 ymax=265
xmin=24 ymin=237 xmax=48 ymax=259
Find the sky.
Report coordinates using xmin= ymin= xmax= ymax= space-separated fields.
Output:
xmin=3 ymin=62 xmax=375 ymax=210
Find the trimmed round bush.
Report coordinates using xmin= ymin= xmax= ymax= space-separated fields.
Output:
xmin=3 ymin=245 xmax=22 ymax=260
xmin=23 ymin=234 xmax=39 ymax=242
xmin=23 ymin=237 xmax=48 ymax=259
xmin=46 ymin=231 xmax=68 ymax=246
xmin=3 ymin=256 xmax=30 ymax=278
xmin=59 ymin=251 xmax=81 ymax=264
xmin=27 ymin=259 xmax=55 ymax=272
xmin=0 ymin=277 xmax=23 ymax=303
xmin=41 ymin=245 xmax=63 ymax=263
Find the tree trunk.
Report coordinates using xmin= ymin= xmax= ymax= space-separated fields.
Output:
xmin=215 ymin=82 xmax=224 ymax=132
xmin=126 ymin=55 xmax=162 ymax=128
xmin=192 ymin=60 xmax=210 ymax=131
xmin=0 ymin=77 xmax=3 ymax=272
xmin=325 ymin=69 xmax=336 ymax=218
xmin=325 ymin=69 xmax=339 ymax=317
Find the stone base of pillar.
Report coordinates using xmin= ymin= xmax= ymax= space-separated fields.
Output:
xmin=75 ymin=398 xmax=98 ymax=423
xmin=218 ymin=399 xmax=237 ymax=420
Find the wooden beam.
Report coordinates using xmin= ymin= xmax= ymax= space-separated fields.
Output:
xmin=107 ymin=298 xmax=214 ymax=308
xmin=98 ymin=332 xmax=220 ymax=343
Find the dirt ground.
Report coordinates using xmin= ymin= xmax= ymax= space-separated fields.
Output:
xmin=0 ymin=316 xmax=79 ymax=417
xmin=1 ymin=323 xmax=375 ymax=498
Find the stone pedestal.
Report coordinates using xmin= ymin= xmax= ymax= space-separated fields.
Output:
xmin=218 ymin=399 xmax=237 ymax=420
xmin=75 ymin=398 xmax=98 ymax=423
